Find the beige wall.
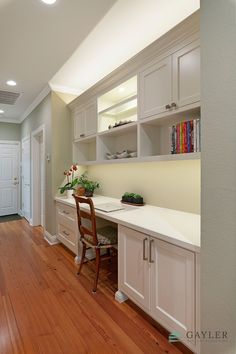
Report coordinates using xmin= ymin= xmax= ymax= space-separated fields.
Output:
xmin=0 ymin=122 xmax=21 ymax=141
xmin=201 ymin=0 xmax=236 ymax=353
xmin=88 ymin=159 xmax=200 ymax=214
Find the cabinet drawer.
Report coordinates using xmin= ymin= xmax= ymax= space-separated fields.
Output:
xmin=58 ymin=223 xmax=77 ymax=246
xmin=56 ymin=203 xmax=76 ymax=222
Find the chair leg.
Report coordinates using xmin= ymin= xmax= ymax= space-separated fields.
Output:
xmin=77 ymin=243 xmax=86 ymax=275
xmin=92 ymin=248 xmax=100 ymax=293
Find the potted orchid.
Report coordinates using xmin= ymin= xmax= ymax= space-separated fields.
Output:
xmin=59 ymin=164 xmax=78 ymax=198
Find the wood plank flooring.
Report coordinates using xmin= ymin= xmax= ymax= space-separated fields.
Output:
xmin=0 ymin=219 xmax=192 ymax=354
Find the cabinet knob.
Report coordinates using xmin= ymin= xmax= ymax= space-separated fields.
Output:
xmin=171 ymin=102 xmax=177 ymax=108
xmin=165 ymin=104 xmax=171 ymax=110
xmin=80 ymin=133 xmax=85 ymax=138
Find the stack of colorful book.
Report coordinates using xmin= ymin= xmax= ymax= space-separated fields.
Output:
xmin=170 ymin=118 xmax=201 ymax=154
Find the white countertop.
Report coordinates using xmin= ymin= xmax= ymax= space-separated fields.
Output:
xmin=55 ymin=195 xmax=200 ymax=253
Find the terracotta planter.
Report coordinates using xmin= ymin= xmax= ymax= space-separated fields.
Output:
xmin=76 ymin=187 xmax=85 ymax=196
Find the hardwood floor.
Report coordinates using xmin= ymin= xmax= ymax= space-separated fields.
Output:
xmin=0 ymin=219 xmax=192 ymax=354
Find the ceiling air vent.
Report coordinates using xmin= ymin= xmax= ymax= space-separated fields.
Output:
xmin=0 ymin=90 xmax=20 ymax=105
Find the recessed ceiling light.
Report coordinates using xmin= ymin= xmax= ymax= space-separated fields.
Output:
xmin=0 ymin=110 xmax=4 ymax=114
xmin=41 ymin=0 xmax=57 ymax=4
xmin=6 ymin=80 xmax=17 ymax=86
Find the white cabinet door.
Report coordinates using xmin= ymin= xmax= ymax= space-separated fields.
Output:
xmin=150 ymin=238 xmax=195 ymax=339
xmin=172 ymin=40 xmax=200 ymax=108
xmin=74 ymin=110 xmax=85 ymax=140
xmin=139 ymin=56 xmax=172 ymax=119
xmin=85 ymin=102 xmax=97 ymax=136
xmin=118 ymin=225 xmax=150 ymax=311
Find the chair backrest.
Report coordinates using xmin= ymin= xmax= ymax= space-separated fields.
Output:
xmin=73 ymin=195 xmax=98 ymax=245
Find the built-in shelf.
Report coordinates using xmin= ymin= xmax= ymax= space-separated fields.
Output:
xmin=98 ymin=76 xmax=137 ymax=133
xmin=73 ymin=136 xmax=97 ymax=163
xmin=98 ymin=121 xmax=137 ymax=137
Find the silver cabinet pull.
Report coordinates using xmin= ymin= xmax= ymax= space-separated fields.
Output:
xmin=149 ymin=239 xmax=154 ymax=263
xmin=63 ymin=230 xmax=70 ymax=236
xmin=63 ymin=210 xmax=70 ymax=215
xmin=143 ymin=237 xmax=148 ymax=260
xmin=171 ymin=102 xmax=177 ymax=108
xmin=80 ymin=133 xmax=85 ymax=138
xmin=165 ymin=104 xmax=171 ymax=109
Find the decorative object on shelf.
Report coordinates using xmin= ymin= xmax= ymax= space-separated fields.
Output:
xmin=106 ymin=150 xmax=137 ymax=160
xmin=108 ymin=120 xmax=134 ymax=130
xmin=77 ymin=172 xmax=100 ymax=197
xmin=121 ymin=192 xmax=144 ymax=206
xmin=59 ymin=164 xmax=78 ymax=197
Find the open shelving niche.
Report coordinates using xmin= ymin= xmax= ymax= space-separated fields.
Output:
xmin=139 ymin=105 xmax=201 ymax=159
xmin=97 ymin=76 xmax=138 ymax=133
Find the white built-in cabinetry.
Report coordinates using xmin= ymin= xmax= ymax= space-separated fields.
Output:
xmin=69 ymin=16 xmax=200 ymax=165
xmin=118 ymin=225 xmax=196 ymax=352
xmin=73 ymin=100 xmax=97 ymax=140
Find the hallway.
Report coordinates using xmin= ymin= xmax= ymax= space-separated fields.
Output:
xmin=0 ymin=219 xmax=188 ymax=354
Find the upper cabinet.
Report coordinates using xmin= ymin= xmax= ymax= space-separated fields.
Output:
xmin=73 ymin=100 xmax=97 ymax=140
xmin=139 ymin=57 xmax=172 ymax=118
xmin=172 ymin=39 xmax=200 ymax=108
xmin=138 ymin=39 xmax=200 ymax=120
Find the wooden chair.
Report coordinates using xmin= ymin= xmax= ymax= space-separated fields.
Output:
xmin=73 ymin=195 xmax=117 ymax=292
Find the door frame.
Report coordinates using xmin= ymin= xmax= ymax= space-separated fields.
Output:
xmin=21 ymin=135 xmax=31 ymax=220
xmin=0 ymin=140 xmax=20 ymax=215
xmin=31 ymin=125 xmax=45 ymax=227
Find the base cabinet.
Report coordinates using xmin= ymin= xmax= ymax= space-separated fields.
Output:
xmin=118 ymin=225 xmax=197 ymax=352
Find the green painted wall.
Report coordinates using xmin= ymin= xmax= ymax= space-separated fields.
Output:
xmin=20 ymin=92 xmax=72 ymax=235
xmin=0 ymin=122 xmax=21 ymax=141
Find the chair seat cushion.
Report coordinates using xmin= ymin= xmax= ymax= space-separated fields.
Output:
xmin=84 ymin=226 xmax=117 ymax=246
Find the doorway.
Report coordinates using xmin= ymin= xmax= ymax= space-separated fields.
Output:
xmin=0 ymin=141 xmax=20 ymax=216
xmin=31 ymin=125 xmax=45 ymax=227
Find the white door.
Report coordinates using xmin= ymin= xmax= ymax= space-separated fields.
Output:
xmin=22 ymin=137 xmax=31 ymax=221
xmin=150 ymin=238 xmax=195 ymax=341
xmin=172 ymin=39 xmax=200 ymax=108
xmin=74 ymin=109 xmax=85 ymax=139
xmin=118 ymin=225 xmax=150 ymax=311
xmin=0 ymin=142 xmax=19 ymax=216
xmin=139 ymin=56 xmax=172 ymax=119
xmin=85 ymin=102 xmax=97 ymax=136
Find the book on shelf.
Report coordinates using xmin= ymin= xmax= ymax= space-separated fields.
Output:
xmin=170 ymin=118 xmax=200 ymax=154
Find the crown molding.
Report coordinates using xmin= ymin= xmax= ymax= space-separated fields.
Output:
xmin=0 ymin=117 xmax=21 ymax=124
xmin=19 ymin=84 xmax=51 ymax=123
xmin=49 ymin=83 xmax=82 ymax=96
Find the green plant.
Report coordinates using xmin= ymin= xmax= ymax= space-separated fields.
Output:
xmin=77 ymin=172 xmax=100 ymax=194
xmin=83 ymin=180 xmax=100 ymax=192
xmin=59 ymin=164 xmax=78 ymax=194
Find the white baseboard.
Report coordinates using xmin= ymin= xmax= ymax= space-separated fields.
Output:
xmin=18 ymin=209 xmax=23 ymax=217
xmin=44 ymin=230 xmax=60 ymax=245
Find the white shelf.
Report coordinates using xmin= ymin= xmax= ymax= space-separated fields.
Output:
xmin=73 ymin=136 xmax=97 ymax=163
xmin=98 ymin=121 xmax=137 ymax=137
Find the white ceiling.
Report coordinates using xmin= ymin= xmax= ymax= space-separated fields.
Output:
xmin=0 ymin=0 xmax=116 ymax=123
xmin=0 ymin=0 xmax=199 ymax=124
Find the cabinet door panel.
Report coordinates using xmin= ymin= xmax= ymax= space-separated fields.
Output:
xmin=74 ymin=110 xmax=85 ymax=139
xmin=118 ymin=226 xmax=150 ymax=310
xmin=150 ymin=238 xmax=195 ymax=339
xmin=173 ymin=40 xmax=200 ymax=108
xmin=85 ymin=102 xmax=97 ymax=136
xmin=139 ymin=56 xmax=172 ymax=119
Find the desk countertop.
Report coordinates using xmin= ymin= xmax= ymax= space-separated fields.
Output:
xmin=55 ymin=195 xmax=200 ymax=253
